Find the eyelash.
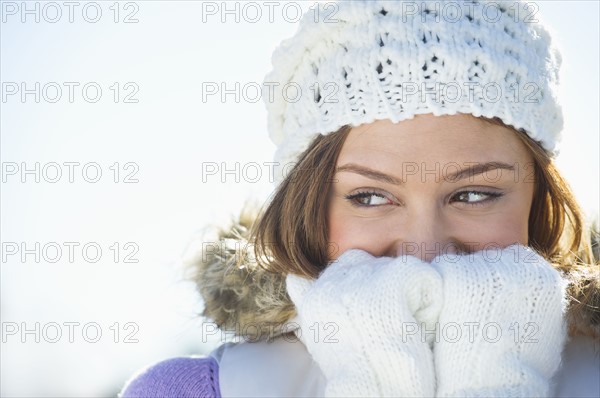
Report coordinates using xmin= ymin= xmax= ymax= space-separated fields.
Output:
xmin=450 ymin=190 xmax=504 ymax=207
xmin=344 ymin=190 xmax=504 ymax=208
xmin=344 ymin=190 xmax=392 ymax=207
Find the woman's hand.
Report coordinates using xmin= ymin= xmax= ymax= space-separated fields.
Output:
xmin=431 ymin=244 xmax=568 ymax=397
xmin=286 ymin=249 xmax=443 ymax=397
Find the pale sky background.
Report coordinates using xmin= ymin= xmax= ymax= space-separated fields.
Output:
xmin=1 ymin=1 xmax=598 ymax=396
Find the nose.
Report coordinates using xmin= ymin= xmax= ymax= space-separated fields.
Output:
xmin=386 ymin=208 xmax=460 ymax=263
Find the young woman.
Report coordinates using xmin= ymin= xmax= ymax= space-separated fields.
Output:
xmin=120 ymin=1 xmax=599 ymax=396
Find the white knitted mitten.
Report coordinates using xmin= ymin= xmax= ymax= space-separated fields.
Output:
xmin=431 ymin=244 xmax=568 ymax=397
xmin=286 ymin=249 xmax=443 ymax=397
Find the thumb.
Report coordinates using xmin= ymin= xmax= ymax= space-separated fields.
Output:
xmin=401 ymin=261 xmax=444 ymax=329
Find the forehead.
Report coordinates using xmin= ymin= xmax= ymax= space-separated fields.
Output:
xmin=339 ymin=114 xmax=532 ymax=166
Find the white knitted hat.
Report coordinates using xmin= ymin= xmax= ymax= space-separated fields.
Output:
xmin=262 ymin=0 xmax=563 ymax=184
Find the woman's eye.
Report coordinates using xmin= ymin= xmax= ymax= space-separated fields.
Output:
xmin=451 ymin=190 xmax=503 ymax=206
xmin=345 ymin=191 xmax=394 ymax=207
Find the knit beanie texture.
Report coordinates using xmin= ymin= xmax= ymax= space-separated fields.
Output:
xmin=262 ymin=0 xmax=563 ymax=184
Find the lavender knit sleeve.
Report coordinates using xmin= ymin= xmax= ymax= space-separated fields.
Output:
xmin=119 ymin=356 xmax=221 ymax=398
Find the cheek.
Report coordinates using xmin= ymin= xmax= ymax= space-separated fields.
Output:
xmin=458 ymin=216 xmax=529 ymax=249
xmin=455 ymin=199 xmax=532 ymax=248
xmin=327 ymin=209 xmax=387 ymax=261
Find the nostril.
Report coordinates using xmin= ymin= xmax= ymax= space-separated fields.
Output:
xmin=444 ymin=244 xmax=459 ymax=255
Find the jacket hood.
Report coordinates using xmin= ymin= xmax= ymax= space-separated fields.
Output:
xmin=187 ymin=205 xmax=600 ymax=343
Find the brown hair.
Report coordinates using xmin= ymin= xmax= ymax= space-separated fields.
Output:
xmin=483 ymin=117 xmax=595 ymax=268
xmin=251 ymin=126 xmax=351 ymax=278
xmin=251 ymin=117 xmax=596 ymax=278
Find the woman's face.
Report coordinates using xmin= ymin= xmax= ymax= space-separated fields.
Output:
xmin=327 ymin=113 xmax=535 ymax=262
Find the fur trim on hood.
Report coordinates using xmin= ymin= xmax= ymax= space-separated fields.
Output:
xmin=186 ymin=205 xmax=600 ymax=343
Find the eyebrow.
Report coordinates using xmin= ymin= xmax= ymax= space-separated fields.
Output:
xmin=336 ymin=163 xmax=404 ymax=184
xmin=448 ymin=162 xmax=516 ymax=182
xmin=335 ymin=162 xmax=516 ymax=184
